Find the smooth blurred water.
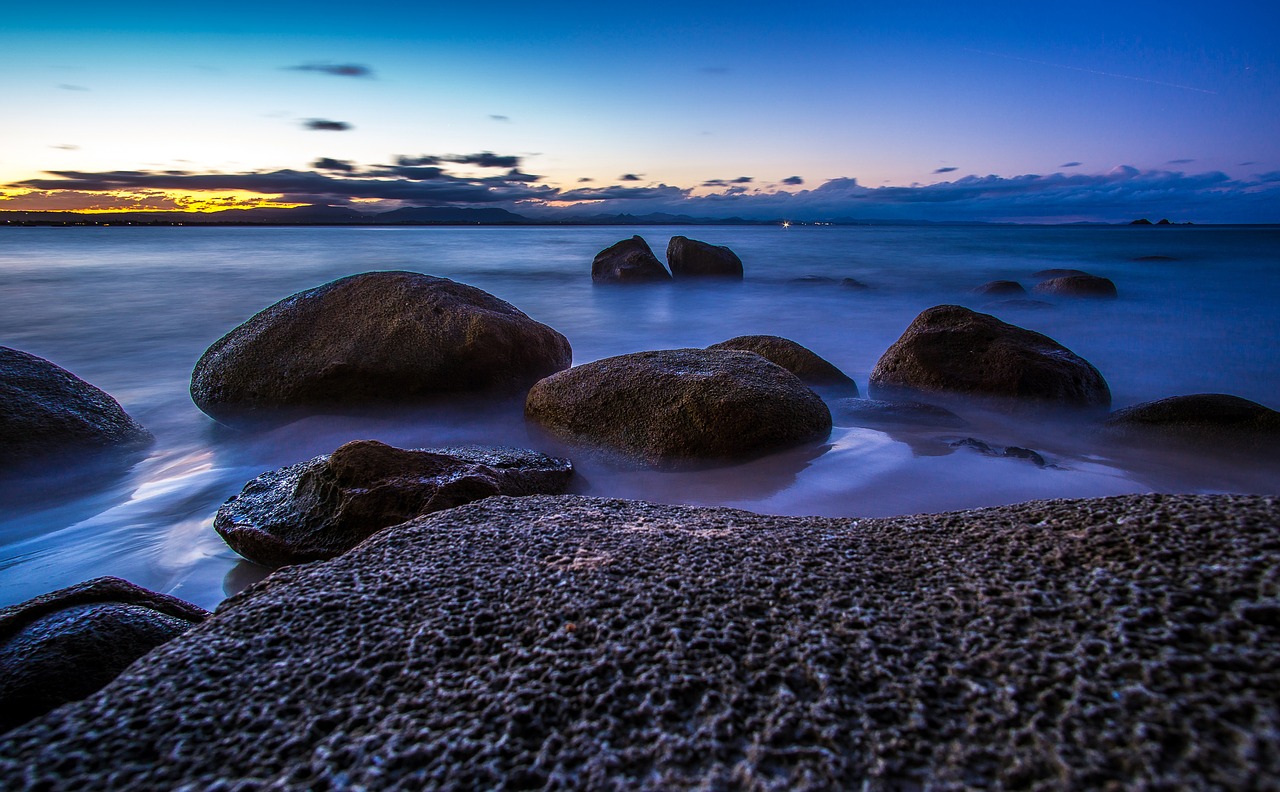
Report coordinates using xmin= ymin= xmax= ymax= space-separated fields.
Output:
xmin=1 ymin=224 xmax=1277 ymax=610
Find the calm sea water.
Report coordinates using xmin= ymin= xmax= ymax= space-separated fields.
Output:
xmin=2 ymin=224 xmax=1278 ymax=610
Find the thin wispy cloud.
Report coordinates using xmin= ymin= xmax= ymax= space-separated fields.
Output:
xmin=1060 ymin=162 xmax=1082 ymax=168
xmin=1167 ymin=159 xmax=1196 ymax=165
xmin=489 ymin=114 xmax=511 ymax=122
xmin=703 ymin=177 xmax=754 ymax=187
xmin=50 ymin=144 xmax=80 ymax=151
xmin=782 ymin=176 xmax=804 ymax=185
xmin=287 ymin=63 xmax=373 ymax=78
xmin=304 ymin=119 xmax=353 ymax=131
xmin=933 ymin=167 xmax=958 ymax=174
xmin=966 ymin=49 xmax=1218 ymax=95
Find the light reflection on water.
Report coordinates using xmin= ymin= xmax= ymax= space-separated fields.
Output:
xmin=1 ymin=224 xmax=1277 ymax=610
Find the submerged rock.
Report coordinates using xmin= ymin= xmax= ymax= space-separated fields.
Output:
xmin=525 ymin=348 xmax=831 ymax=465
xmin=0 ymin=347 xmax=151 ymax=469
xmin=215 ymin=440 xmax=574 ymax=566
xmin=1103 ymin=394 xmax=1280 ymax=450
xmin=0 ymin=577 xmax=207 ymax=734
xmin=190 ymin=271 xmax=572 ymax=421
xmin=971 ymin=280 xmax=1026 ymax=297
xmin=1033 ymin=274 xmax=1118 ymax=298
xmin=1031 ymin=268 xmax=1091 ymax=280
xmin=591 ymin=236 xmax=672 ymax=283
xmin=840 ymin=277 xmax=872 ymax=290
xmin=3 ymin=494 xmax=1277 ymax=788
xmin=706 ymin=335 xmax=856 ymax=392
xmin=869 ymin=305 xmax=1111 ymax=410
xmin=831 ymin=397 xmax=966 ymax=428
xmin=949 ymin=437 xmax=1047 ymax=467
xmin=665 ymin=236 xmax=743 ymax=279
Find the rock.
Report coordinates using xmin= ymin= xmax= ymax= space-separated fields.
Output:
xmin=1 ymin=347 xmax=151 ymax=469
xmin=665 ymin=236 xmax=743 ymax=279
xmin=0 ymin=577 xmax=207 ymax=734
xmin=868 ymin=305 xmax=1111 ymax=410
xmin=986 ymin=299 xmax=1054 ymax=310
xmin=1031 ymin=268 xmax=1090 ymax=280
xmin=971 ymin=280 xmax=1026 ymax=297
xmin=706 ymin=335 xmax=857 ymax=392
xmin=215 ymin=440 xmax=574 ymax=567
xmin=190 ymin=272 xmax=572 ymax=421
xmin=832 ymin=397 xmax=966 ymax=428
xmin=1033 ymin=274 xmax=1118 ymax=299
xmin=840 ymin=277 xmax=871 ymax=290
xmin=1130 ymin=218 xmax=1153 ymax=225
xmin=788 ymin=275 xmax=837 ymax=284
xmin=949 ymin=437 xmax=1047 ymax=467
xmin=3 ymin=494 xmax=1277 ymax=788
xmin=525 ymin=349 xmax=831 ymax=465
xmin=1103 ymin=394 xmax=1280 ymax=449
xmin=591 ymin=236 xmax=672 ymax=283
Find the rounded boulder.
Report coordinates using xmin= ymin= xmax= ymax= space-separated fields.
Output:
xmin=1033 ymin=274 xmax=1118 ymax=298
xmin=190 ymin=271 xmax=572 ymax=421
xmin=869 ymin=305 xmax=1110 ymax=410
xmin=591 ymin=236 xmax=672 ymax=283
xmin=1 ymin=347 xmax=151 ymax=468
xmin=707 ymin=335 xmax=856 ymax=393
xmin=666 ymin=236 xmax=743 ymax=279
xmin=525 ymin=348 xmax=831 ymax=465
xmin=1103 ymin=394 xmax=1280 ymax=449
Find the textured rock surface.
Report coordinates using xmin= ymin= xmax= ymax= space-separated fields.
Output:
xmin=0 ymin=346 xmax=151 ymax=468
xmin=526 ymin=349 xmax=831 ymax=465
xmin=0 ymin=577 xmax=208 ymax=734
xmin=706 ymin=335 xmax=856 ymax=392
xmin=1 ymin=494 xmax=1276 ymax=789
xmin=971 ymin=280 xmax=1026 ymax=297
xmin=665 ymin=236 xmax=743 ymax=279
xmin=1033 ymin=274 xmax=1118 ymax=298
xmin=831 ymin=397 xmax=966 ymax=428
xmin=1032 ymin=268 xmax=1090 ymax=280
xmin=215 ymin=440 xmax=574 ymax=566
xmin=190 ymin=271 xmax=572 ymax=421
xmin=590 ymin=236 xmax=672 ymax=283
xmin=869 ymin=305 xmax=1111 ymax=410
xmin=1103 ymin=393 xmax=1280 ymax=449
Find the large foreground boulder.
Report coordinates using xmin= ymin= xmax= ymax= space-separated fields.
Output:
xmin=526 ymin=349 xmax=831 ymax=465
xmin=591 ymin=236 xmax=672 ymax=283
xmin=190 ymin=272 xmax=572 ymax=421
xmin=1103 ymin=393 xmax=1280 ymax=450
xmin=1 ymin=347 xmax=151 ymax=468
xmin=215 ymin=440 xmax=574 ymax=566
xmin=869 ymin=305 xmax=1111 ymax=409
xmin=1 ymin=494 xmax=1276 ymax=788
xmin=666 ymin=236 xmax=743 ymax=279
xmin=706 ymin=335 xmax=856 ymax=392
xmin=0 ymin=577 xmax=207 ymax=734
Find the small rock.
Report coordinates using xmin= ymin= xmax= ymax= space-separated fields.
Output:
xmin=215 ymin=441 xmax=574 ymax=567
xmin=707 ymin=335 xmax=857 ymax=393
xmin=1033 ymin=275 xmax=1118 ymax=299
xmin=971 ymin=280 xmax=1026 ymax=297
xmin=841 ymin=278 xmax=871 ymax=290
xmin=788 ymin=275 xmax=837 ymax=284
xmin=0 ymin=577 xmax=207 ymax=733
xmin=949 ymin=438 xmax=1046 ymax=467
xmin=666 ymin=236 xmax=743 ymax=279
xmin=591 ymin=236 xmax=672 ymax=283
xmin=1031 ymin=269 xmax=1091 ymax=280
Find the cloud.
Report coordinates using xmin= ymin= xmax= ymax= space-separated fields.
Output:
xmin=397 ymin=155 xmax=441 ymax=166
xmin=577 ymin=177 xmax=594 ymax=183
xmin=489 ymin=115 xmax=511 ymax=122
xmin=287 ymin=63 xmax=373 ymax=78
xmin=554 ymin=184 xmax=689 ymax=202
xmin=702 ymin=176 xmax=754 ymax=187
xmin=1060 ymin=162 xmax=1082 ymax=168
xmin=445 ymin=152 xmax=520 ymax=168
xmin=1167 ymin=159 xmax=1196 ymax=165
xmin=304 ymin=119 xmax=352 ymax=131
xmin=933 ymin=167 xmax=959 ymax=174
xmin=619 ymin=174 xmax=642 ymax=181
xmin=782 ymin=176 xmax=804 ymax=185
xmin=312 ymin=157 xmax=355 ymax=172
xmin=50 ymin=144 xmax=80 ymax=151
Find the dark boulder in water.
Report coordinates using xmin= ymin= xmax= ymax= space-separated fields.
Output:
xmin=190 ymin=271 xmax=572 ymax=421
xmin=841 ymin=277 xmax=871 ymax=290
xmin=1031 ymin=268 xmax=1091 ymax=280
xmin=1103 ymin=394 xmax=1280 ymax=450
xmin=707 ymin=335 xmax=856 ymax=393
xmin=0 ymin=577 xmax=207 ymax=734
xmin=665 ymin=236 xmax=743 ymax=279
xmin=869 ymin=305 xmax=1111 ymax=410
xmin=832 ymin=397 xmax=966 ymax=428
xmin=3 ymin=493 xmax=1277 ymax=788
xmin=0 ymin=347 xmax=151 ymax=469
xmin=971 ymin=280 xmax=1026 ymax=297
xmin=215 ymin=440 xmax=574 ymax=567
xmin=591 ymin=236 xmax=672 ymax=283
xmin=1033 ymin=274 xmax=1118 ymax=299
xmin=525 ymin=349 xmax=831 ymax=465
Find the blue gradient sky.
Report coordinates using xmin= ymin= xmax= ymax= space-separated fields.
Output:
xmin=2 ymin=1 xmax=1277 ymax=221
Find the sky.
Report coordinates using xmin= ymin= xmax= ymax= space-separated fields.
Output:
xmin=2 ymin=1 xmax=1278 ymax=222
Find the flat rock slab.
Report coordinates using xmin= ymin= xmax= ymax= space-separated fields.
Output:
xmin=1 ymin=346 xmax=151 ymax=469
xmin=215 ymin=440 xmax=574 ymax=566
xmin=1 ymin=494 xmax=1276 ymax=789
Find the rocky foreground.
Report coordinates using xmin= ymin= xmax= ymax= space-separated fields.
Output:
xmin=1 ymin=493 xmax=1277 ymax=789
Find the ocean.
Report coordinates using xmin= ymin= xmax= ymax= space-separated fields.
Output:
xmin=2 ymin=224 xmax=1278 ymax=610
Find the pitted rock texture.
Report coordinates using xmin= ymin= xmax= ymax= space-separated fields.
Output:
xmin=665 ymin=236 xmax=743 ymax=279
xmin=869 ymin=305 xmax=1111 ymax=410
xmin=0 ymin=577 xmax=208 ymax=733
xmin=590 ymin=236 xmax=672 ymax=283
xmin=525 ymin=348 xmax=832 ymax=465
xmin=190 ymin=271 xmax=572 ymax=421
xmin=215 ymin=440 xmax=574 ymax=566
xmin=0 ymin=346 xmax=151 ymax=468
xmin=1033 ymin=274 xmax=1118 ymax=298
xmin=1103 ymin=393 xmax=1280 ymax=451
xmin=706 ymin=335 xmax=857 ymax=393
xmin=0 ymin=494 xmax=1276 ymax=790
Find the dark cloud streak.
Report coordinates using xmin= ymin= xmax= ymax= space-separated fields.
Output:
xmin=287 ymin=63 xmax=373 ymax=78
xmin=304 ymin=119 xmax=353 ymax=131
